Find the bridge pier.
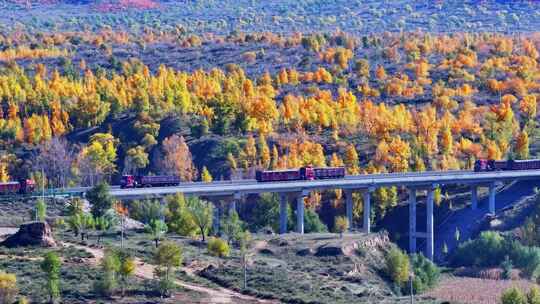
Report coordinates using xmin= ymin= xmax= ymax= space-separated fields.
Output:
xmin=345 ymin=190 xmax=353 ymax=231
xmin=213 ymin=201 xmax=221 ymax=235
xmin=426 ymin=186 xmax=435 ymax=260
xmin=409 ymin=188 xmax=417 ymax=254
xmin=489 ymin=183 xmax=496 ymax=215
xmin=230 ymin=192 xmax=241 ymax=215
xmin=297 ymin=191 xmax=309 ymax=234
xmin=279 ymin=193 xmax=288 ymax=234
xmin=471 ymin=185 xmax=478 ymax=210
xmin=363 ymin=187 xmax=374 ymax=234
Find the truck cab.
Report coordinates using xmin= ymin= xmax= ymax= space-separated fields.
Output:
xmin=300 ymin=166 xmax=315 ymax=180
xmin=120 ymin=175 xmax=136 ymax=188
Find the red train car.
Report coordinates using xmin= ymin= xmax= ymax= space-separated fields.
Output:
xmin=0 ymin=179 xmax=35 ymax=195
xmin=256 ymin=166 xmax=345 ymax=182
xmin=120 ymin=175 xmax=181 ymax=188
xmin=474 ymin=159 xmax=540 ymax=172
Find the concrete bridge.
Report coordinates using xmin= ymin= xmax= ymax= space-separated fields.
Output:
xmin=58 ymin=169 xmax=540 ymax=260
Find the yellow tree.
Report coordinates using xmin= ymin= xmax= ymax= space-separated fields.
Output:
xmin=201 ymin=166 xmax=213 ymax=182
xmin=515 ymin=130 xmax=529 ymax=160
xmin=344 ymin=144 xmax=360 ymax=175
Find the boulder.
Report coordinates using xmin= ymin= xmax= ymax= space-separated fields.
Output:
xmin=296 ymin=247 xmax=314 ymax=256
xmin=315 ymin=245 xmax=345 ymax=257
xmin=0 ymin=222 xmax=57 ymax=248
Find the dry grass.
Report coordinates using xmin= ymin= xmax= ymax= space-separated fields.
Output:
xmin=426 ymin=276 xmax=538 ymax=304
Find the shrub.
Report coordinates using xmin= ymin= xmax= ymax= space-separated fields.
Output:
xmin=304 ymin=209 xmax=328 ymax=233
xmin=501 ymin=287 xmax=526 ymax=304
xmin=208 ymin=237 xmax=230 ymax=258
xmin=452 ymin=231 xmax=505 ymax=267
xmin=0 ymin=272 xmax=17 ymax=304
xmin=334 ymin=216 xmax=349 ymax=238
xmin=410 ymin=254 xmax=440 ymax=294
xmin=528 ymin=286 xmax=540 ymax=304
xmin=385 ymin=247 xmax=410 ymax=287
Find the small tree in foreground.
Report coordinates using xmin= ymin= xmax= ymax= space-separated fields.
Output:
xmin=187 ymin=197 xmax=213 ymax=242
xmin=146 ymin=219 xmax=168 ymax=248
xmin=501 ymin=286 xmax=526 ymax=304
xmin=239 ymin=231 xmax=252 ymax=290
xmin=40 ymin=252 xmax=61 ymax=304
xmin=33 ymin=199 xmax=47 ymax=222
xmin=0 ymin=271 xmax=17 ymax=304
xmin=154 ymin=242 xmax=182 ymax=298
xmin=334 ymin=216 xmax=349 ymax=238
xmin=117 ymin=250 xmax=136 ymax=297
xmin=385 ymin=247 xmax=410 ymax=288
xmin=94 ymin=248 xmax=120 ymax=298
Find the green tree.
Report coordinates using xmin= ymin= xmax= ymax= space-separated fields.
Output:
xmin=238 ymin=230 xmax=252 ymax=289
xmin=164 ymin=194 xmax=197 ymax=237
xmin=221 ymin=211 xmax=243 ymax=244
xmin=501 ymin=287 xmax=526 ymax=304
xmin=304 ymin=209 xmax=328 ymax=233
xmin=94 ymin=248 xmax=121 ymax=297
xmin=40 ymin=252 xmax=61 ymax=304
xmin=94 ymin=216 xmax=113 ymax=245
xmin=334 ymin=216 xmax=349 ymax=238
xmin=154 ymin=242 xmax=183 ymax=298
xmin=67 ymin=212 xmax=94 ymax=241
xmin=410 ymin=253 xmax=440 ymax=294
xmin=187 ymin=197 xmax=213 ymax=241
xmin=385 ymin=247 xmax=410 ymax=287
xmin=87 ymin=182 xmax=113 ymax=218
xmin=146 ymin=219 xmax=168 ymax=248
xmin=33 ymin=199 xmax=47 ymax=222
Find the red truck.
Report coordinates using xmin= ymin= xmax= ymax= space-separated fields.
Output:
xmin=256 ymin=166 xmax=346 ymax=182
xmin=120 ymin=175 xmax=181 ymax=188
xmin=474 ymin=159 xmax=540 ymax=172
xmin=0 ymin=179 xmax=36 ymax=195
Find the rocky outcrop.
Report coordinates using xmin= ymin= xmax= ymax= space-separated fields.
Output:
xmin=0 ymin=222 xmax=57 ymax=248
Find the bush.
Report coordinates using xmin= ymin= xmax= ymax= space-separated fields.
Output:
xmin=334 ymin=216 xmax=349 ymax=237
xmin=304 ymin=209 xmax=328 ymax=233
xmin=208 ymin=237 xmax=230 ymax=258
xmin=410 ymin=254 xmax=440 ymax=294
xmin=501 ymin=287 xmax=526 ymax=304
xmin=385 ymin=247 xmax=410 ymax=287
xmin=0 ymin=271 xmax=17 ymax=304
xmin=452 ymin=231 xmax=505 ymax=267
xmin=528 ymin=286 xmax=540 ymax=304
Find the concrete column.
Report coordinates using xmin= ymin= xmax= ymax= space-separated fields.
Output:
xmin=489 ymin=183 xmax=496 ymax=215
xmin=297 ymin=191 xmax=308 ymax=234
xmin=213 ymin=202 xmax=221 ymax=235
xmin=279 ymin=194 xmax=288 ymax=234
xmin=426 ymin=187 xmax=435 ymax=260
xmin=230 ymin=192 xmax=241 ymax=215
xmin=409 ymin=188 xmax=417 ymax=254
xmin=345 ymin=189 xmax=353 ymax=231
xmin=471 ymin=185 xmax=478 ymax=210
xmin=363 ymin=188 xmax=373 ymax=234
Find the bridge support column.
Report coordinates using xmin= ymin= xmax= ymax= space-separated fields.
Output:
xmin=230 ymin=192 xmax=241 ymax=215
xmin=426 ymin=186 xmax=435 ymax=260
xmin=297 ymin=191 xmax=309 ymax=234
xmin=345 ymin=190 xmax=353 ymax=231
xmin=409 ymin=188 xmax=417 ymax=254
xmin=213 ymin=202 xmax=221 ymax=235
xmin=489 ymin=183 xmax=496 ymax=215
xmin=279 ymin=194 xmax=288 ymax=234
xmin=363 ymin=187 xmax=374 ymax=234
xmin=471 ymin=185 xmax=478 ymax=210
